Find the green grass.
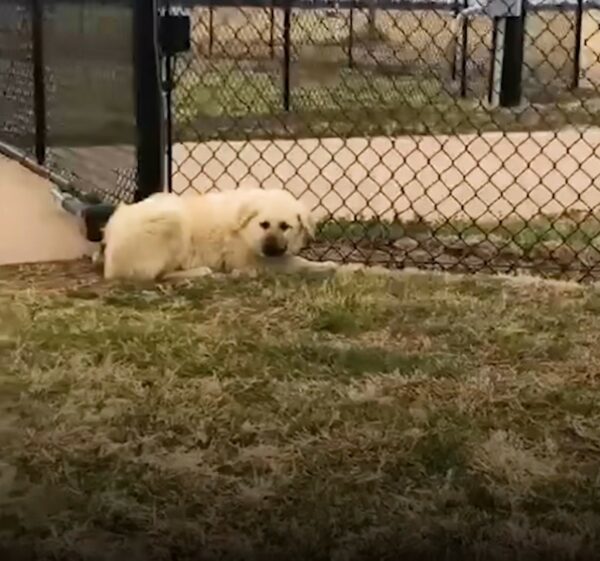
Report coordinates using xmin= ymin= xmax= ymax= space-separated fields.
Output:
xmin=176 ymin=64 xmax=445 ymax=120
xmin=1 ymin=261 xmax=600 ymax=559
xmin=173 ymin=63 xmax=600 ymax=141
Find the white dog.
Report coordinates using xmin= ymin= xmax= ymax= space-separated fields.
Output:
xmin=100 ymin=188 xmax=339 ymax=281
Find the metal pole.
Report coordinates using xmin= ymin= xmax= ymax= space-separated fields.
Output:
xmin=208 ymin=3 xmax=214 ymax=57
xmin=269 ymin=2 xmax=275 ymax=59
xmin=282 ymin=1 xmax=291 ymax=112
xmin=573 ymin=0 xmax=584 ymax=89
xmin=348 ymin=4 xmax=354 ymax=69
xmin=488 ymin=17 xmax=499 ymax=105
xmin=133 ymin=0 xmax=164 ymax=201
xmin=499 ymin=8 xmax=526 ymax=107
xmin=452 ymin=0 xmax=460 ymax=80
xmin=164 ymin=2 xmax=173 ymax=193
xmin=31 ymin=0 xmax=46 ymax=165
xmin=460 ymin=0 xmax=469 ymax=98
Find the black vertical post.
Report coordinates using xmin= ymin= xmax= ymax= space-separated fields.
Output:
xmin=572 ymin=0 xmax=584 ymax=89
xmin=488 ymin=17 xmax=499 ymax=105
xmin=451 ymin=0 xmax=459 ymax=80
xmin=499 ymin=6 xmax=526 ymax=107
xmin=208 ymin=3 xmax=214 ymax=57
xmin=133 ymin=0 xmax=164 ymax=201
xmin=162 ymin=1 xmax=173 ymax=193
xmin=31 ymin=0 xmax=46 ymax=165
xmin=269 ymin=2 xmax=275 ymax=59
xmin=348 ymin=5 xmax=354 ymax=68
xmin=282 ymin=1 xmax=291 ymax=112
xmin=164 ymin=52 xmax=173 ymax=193
xmin=460 ymin=0 xmax=469 ymax=98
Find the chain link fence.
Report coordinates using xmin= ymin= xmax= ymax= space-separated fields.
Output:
xmin=167 ymin=0 xmax=600 ymax=281
xmin=0 ymin=0 xmax=35 ymax=155
xmin=43 ymin=0 xmax=138 ymax=203
xmin=4 ymin=0 xmax=600 ymax=281
xmin=0 ymin=0 xmax=138 ymax=205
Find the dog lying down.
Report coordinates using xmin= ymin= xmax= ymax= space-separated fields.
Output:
xmin=100 ymin=188 xmax=376 ymax=282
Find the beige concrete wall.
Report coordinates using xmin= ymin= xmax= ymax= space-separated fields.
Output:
xmin=0 ymin=155 xmax=94 ymax=266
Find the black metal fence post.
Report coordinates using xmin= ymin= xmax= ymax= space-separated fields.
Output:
xmin=488 ymin=17 xmax=499 ymax=105
xmin=133 ymin=0 xmax=164 ymax=201
xmin=163 ymin=1 xmax=173 ymax=193
xmin=348 ymin=4 xmax=354 ymax=69
xmin=269 ymin=1 xmax=275 ymax=59
xmin=31 ymin=0 xmax=46 ymax=165
xmin=208 ymin=2 xmax=214 ymax=57
xmin=573 ymin=0 xmax=584 ymax=89
xmin=460 ymin=0 xmax=469 ymax=98
xmin=282 ymin=1 xmax=291 ymax=112
xmin=451 ymin=0 xmax=460 ymax=81
xmin=499 ymin=7 xmax=526 ymax=107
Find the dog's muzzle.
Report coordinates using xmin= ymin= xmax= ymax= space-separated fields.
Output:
xmin=262 ymin=235 xmax=287 ymax=257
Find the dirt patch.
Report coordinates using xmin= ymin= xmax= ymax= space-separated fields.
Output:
xmin=0 ymin=259 xmax=101 ymax=293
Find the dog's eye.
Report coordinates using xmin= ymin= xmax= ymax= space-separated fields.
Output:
xmin=279 ymin=222 xmax=290 ymax=231
xmin=259 ymin=221 xmax=270 ymax=230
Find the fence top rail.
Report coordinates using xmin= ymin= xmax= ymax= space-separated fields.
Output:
xmin=21 ymin=0 xmax=596 ymax=7
xmin=167 ymin=0 xmax=600 ymax=9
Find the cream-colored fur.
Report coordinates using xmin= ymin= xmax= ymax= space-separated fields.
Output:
xmin=102 ymin=188 xmax=338 ymax=281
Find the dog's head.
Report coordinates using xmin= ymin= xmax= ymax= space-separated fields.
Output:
xmin=234 ymin=189 xmax=316 ymax=259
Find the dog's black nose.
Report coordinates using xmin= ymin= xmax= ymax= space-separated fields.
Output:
xmin=262 ymin=237 xmax=286 ymax=257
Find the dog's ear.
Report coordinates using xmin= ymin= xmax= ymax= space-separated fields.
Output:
xmin=297 ymin=210 xmax=317 ymax=240
xmin=234 ymin=199 xmax=258 ymax=232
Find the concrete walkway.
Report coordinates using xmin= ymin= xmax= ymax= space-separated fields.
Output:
xmin=0 ymin=154 xmax=94 ymax=266
xmin=172 ymin=126 xmax=600 ymax=222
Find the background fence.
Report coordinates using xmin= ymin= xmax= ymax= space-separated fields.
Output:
xmin=3 ymin=0 xmax=600 ymax=280
xmin=0 ymin=0 xmax=36 ymax=157
xmin=0 ymin=0 xmax=138 ymax=204
xmin=166 ymin=0 xmax=600 ymax=281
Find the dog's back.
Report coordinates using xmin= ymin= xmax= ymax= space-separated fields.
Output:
xmin=103 ymin=193 xmax=189 ymax=280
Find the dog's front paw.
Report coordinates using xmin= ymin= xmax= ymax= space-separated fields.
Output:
xmin=336 ymin=263 xmax=365 ymax=275
xmin=336 ymin=263 xmax=393 ymax=277
xmin=364 ymin=264 xmax=394 ymax=277
xmin=313 ymin=260 xmax=339 ymax=272
xmin=90 ymin=246 xmax=104 ymax=268
xmin=192 ymin=266 xmax=214 ymax=277
xmin=230 ymin=268 xmax=258 ymax=279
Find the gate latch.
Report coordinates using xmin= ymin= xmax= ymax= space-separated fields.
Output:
xmin=159 ymin=12 xmax=191 ymax=56
xmin=455 ymin=0 xmax=523 ymax=20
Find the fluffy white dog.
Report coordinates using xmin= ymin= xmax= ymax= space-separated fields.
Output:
xmin=100 ymin=188 xmax=338 ymax=281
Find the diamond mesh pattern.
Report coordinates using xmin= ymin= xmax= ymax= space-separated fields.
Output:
xmin=0 ymin=0 xmax=35 ymax=154
xmin=43 ymin=0 xmax=138 ymax=203
xmin=168 ymin=1 xmax=600 ymax=281
xmin=0 ymin=0 xmax=138 ymax=204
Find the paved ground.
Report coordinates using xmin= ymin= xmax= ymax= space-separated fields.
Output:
xmin=171 ymin=126 xmax=600 ymax=222
xmin=0 ymin=155 xmax=94 ymax=266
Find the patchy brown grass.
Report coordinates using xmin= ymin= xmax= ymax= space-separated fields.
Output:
xmin=1 ymin=260 xmax=600 ymax=560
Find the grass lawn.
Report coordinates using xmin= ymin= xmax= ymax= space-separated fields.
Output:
xmin=1 ymin=261 xmax=600 ymax=559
